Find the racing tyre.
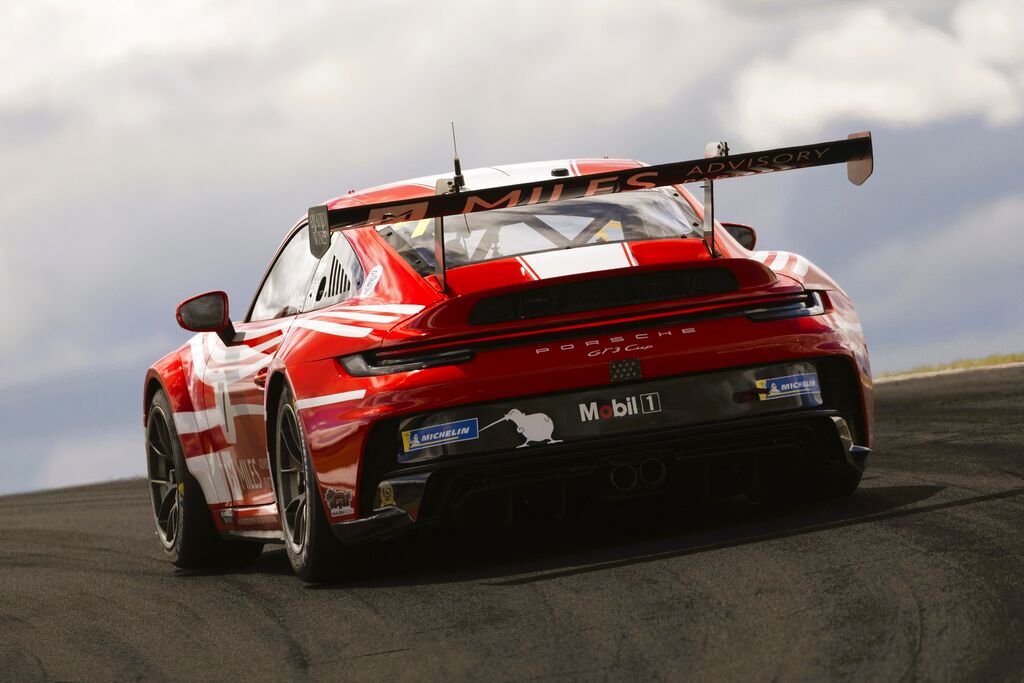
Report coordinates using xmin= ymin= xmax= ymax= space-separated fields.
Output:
xmin=146 ymin=389 xmax=263 ymax=568
xmin=273 ymin=386 xmax=344 ymax=583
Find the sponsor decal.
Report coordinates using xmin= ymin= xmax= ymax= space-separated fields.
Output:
xmin=330 ymin=142 xmax=852 ymax=230
xmin=480 ymin=409 xmax=562 ymax=448
xmin=359 ymin=264 xmax=383 ymax=298
xmin=377 ymin=482 xmax=396 ymax=508
xmin=535 ymin=328 xmax=695 ymax=356
xmin=223 ymin=457 xmax=270 ymax=492
xmin=325 ymin=487 xmax=354 ymax=516
xmin=579 ymin=392 xmax=662 ymax=422
xmin=755 ymin=373 xmax=820 ymax=400
xmin=237 ymin=515 xmax=277 ymax=528
xmin=402 ymin=418 xmax=479 ymax=452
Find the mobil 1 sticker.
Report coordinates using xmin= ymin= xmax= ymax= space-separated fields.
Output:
xmin=579 ymin=392 xmax=661 ymax=422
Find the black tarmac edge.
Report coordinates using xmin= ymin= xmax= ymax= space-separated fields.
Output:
xmin=2 ymin=366 xmax=1023 ymax=681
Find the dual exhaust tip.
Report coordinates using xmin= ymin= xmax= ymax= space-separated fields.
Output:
xmin=610 ymin=458 xmax=667 ymax=492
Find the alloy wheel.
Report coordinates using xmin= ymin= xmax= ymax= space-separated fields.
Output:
xmin=275 ymin=403 xmax=309 ymax=553
xmin=146 ymin=406 xmax=181 ymax=549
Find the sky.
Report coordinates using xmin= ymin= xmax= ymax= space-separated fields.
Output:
xmin=1 ymin=0 xmax=1022 ymax=495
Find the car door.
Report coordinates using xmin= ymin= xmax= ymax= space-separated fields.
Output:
xmin=201 ymin=223 xmax=321 ymax=508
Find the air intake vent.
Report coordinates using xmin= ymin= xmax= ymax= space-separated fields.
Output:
xmin=327 ymin=257 xmax=351 ymax=298
xmin=315 ymin=256 xmax=354 ymax=303
xmin=469 ymin=268 xmax=739 ymax=325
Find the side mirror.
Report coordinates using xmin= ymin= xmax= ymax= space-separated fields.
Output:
xmin=722 ymin=222 xmax=757 ymax=250
xmin=176 ymin=291 xmax=234 ymax=341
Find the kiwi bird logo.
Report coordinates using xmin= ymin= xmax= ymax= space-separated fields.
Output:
xmin=480 ymin=409 xmax=562 ymax=448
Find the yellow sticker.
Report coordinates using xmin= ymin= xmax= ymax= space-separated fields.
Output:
xmin=410 ymin=219 xmax=431 ymax=238
xmin=378 ymin=482 xmax=396 ymax=508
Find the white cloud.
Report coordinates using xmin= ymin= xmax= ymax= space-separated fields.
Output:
xmin=953 ymin=0 xmax=1024 ymax=68
xmin=722 ymin=5 xmax=1023 ymax=145
xmin=1 ymin=1 xmax=777 ymax=375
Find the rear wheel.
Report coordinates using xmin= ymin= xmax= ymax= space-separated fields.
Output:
xmin=273 ymin=386 xmax=344 ymax=582
xmin=146 ymin=389 xmax=263 ymax=568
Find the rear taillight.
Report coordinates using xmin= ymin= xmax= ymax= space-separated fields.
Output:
xmin=340 ymin=348 xmax=475 ymax=376
xmin=745 ymin=291 xmax=826 ymax=321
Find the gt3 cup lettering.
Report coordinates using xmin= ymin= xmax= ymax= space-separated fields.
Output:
xmin=587 ymin=343 xmax=653 ymax=357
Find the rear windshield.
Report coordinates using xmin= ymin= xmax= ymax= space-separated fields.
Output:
xmin=377 ymin=189 xmax=702 ymax=274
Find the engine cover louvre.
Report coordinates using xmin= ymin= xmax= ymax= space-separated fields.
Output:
xmin=469 ymin=268 xmax=739 ymax=325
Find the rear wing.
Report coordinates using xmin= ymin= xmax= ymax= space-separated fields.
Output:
xmin=307 ymin=131 xmax=873 ymax=281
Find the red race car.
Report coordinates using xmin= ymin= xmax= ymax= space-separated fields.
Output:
xmin=144 ymin=133 xmax=874 ymax=581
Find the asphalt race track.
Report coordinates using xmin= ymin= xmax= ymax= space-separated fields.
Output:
xmin=2 ymin=366 xmax=1023 ymax=681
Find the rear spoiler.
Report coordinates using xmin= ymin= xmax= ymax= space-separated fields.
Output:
xmin=307 ymin=131 xmax=873 ymax=280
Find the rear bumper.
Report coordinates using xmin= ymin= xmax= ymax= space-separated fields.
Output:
xmin=330 ymin=410 xmax=868 ymax=543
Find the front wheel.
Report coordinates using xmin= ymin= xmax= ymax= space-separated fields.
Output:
xmin=273 ymin=387 xmax=344 ymax=582
xmin=146 ymin=389 xmax=263 ymax=568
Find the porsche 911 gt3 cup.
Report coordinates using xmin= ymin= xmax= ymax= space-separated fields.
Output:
xmin=144 ymin=132 xmax=875 ymax=581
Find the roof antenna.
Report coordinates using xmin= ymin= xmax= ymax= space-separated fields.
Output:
xmin=450 ymin=121 xmax=466 ymax=192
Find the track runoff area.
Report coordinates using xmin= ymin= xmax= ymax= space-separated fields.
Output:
xmin=2 ymin=363 xmax=1023 ymax=680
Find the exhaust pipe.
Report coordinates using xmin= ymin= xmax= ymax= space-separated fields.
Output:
xmin=610 ymin=464 xmax=638 ymax=492
xmin=638 ymin=458 xmax=667 ymax=487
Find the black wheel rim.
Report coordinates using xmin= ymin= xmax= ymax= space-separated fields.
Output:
xmin=275 ymin=403 xmax=308 ymax=554
xmin=146 ymin=406 xmax=181 ymax=550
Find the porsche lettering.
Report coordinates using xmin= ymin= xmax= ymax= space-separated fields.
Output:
xmin=535 ymin=328 xmax=694 ymax=355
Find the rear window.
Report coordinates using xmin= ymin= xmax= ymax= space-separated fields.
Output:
xmin=377 ymin=189 xmax=702 ymax=275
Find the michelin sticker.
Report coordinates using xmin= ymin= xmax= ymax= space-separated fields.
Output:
xmin=755 ymin=372 xmax=820 ymax=400
xmin=402 ymin=418 xmax=479 ymax=452
xmin=359 ymin=264 xmax=383 ymax=298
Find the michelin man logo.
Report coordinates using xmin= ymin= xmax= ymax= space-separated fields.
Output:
xmin=481 ymin=409 xmax=562 ymax=448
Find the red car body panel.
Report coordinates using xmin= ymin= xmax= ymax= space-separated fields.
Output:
xmin=145 ymin=156 xmax=873 ymax=541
